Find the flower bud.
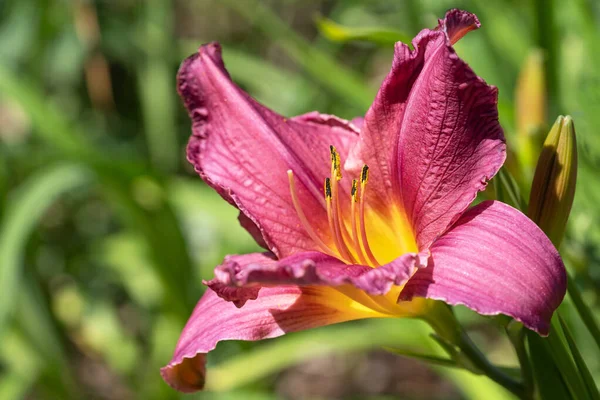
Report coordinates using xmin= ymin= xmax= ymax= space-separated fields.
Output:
xmin=515 ymin=50 xmax=547 ymax=177
xmin=528 ymin=116 xmax=577 ymax=248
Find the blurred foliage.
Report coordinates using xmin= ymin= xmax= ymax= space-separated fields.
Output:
xmin=1 ymin=0 xmax=600 ymax=399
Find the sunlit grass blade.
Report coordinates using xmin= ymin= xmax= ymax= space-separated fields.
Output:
xmin=0 ymin=164 xmax=90 ymax=339
xmin=0 ymin=65 xmax=196 ymax=318
xmin=0 ymin=371 xmax=36 ymax=400
xmin=0 ymin=66 xmax=88 ymax=156
xmin=205 ymin=319 xmax=434 ymax=392
xmin=16 ymin=273 xmax=80 ymax=399
xmin=136 ymin=0 xmax=179 ymax=172
xmin=221 ymin=0 xmax=375 ymax=111
xmin=384 ymin=346 xmax=459 ymax=368
xmin=558 ymin=315 xmax=600 ymax=400
xmin=205 ymin=318 xmax=517 ymax=400
xmin=316 ymin=17 xmax=411 ymax=46
xmin=532 ymin=0 xmax=559 ymax=115
xmin=96 ymin=174 xmax=195 ymax=318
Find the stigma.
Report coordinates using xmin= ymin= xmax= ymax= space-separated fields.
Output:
xmin=288 ymin=146 xmax=380 ymax=267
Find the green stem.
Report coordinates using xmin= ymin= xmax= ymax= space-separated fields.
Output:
xmin=507 ymin=324 xmax=535 ymax=399
xmin=421 ymin=302 xmax=527 ymax=399
xmin=456 ymin=329 xmax=528 ymax=399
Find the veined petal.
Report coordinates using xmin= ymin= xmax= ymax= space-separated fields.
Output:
xmin=206 ymin=251 xmax=426 ymax=307
xmin=161 ymin=285 xmax=388 ymax=392
xmin=180 ymin=43 xmax=359 ymax=257
xmin=400 ymin=201 xmax=566 ymax=335
xmin=346 ymin=10 xmax=504 ymax=248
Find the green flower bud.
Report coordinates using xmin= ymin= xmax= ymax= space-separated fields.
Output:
xmin=515 ymin=50 xmax=547 ymax=178
xmin=528 ymin=116 xmax=577 ymax=248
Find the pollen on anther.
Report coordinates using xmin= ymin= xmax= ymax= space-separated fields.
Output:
xmin=324 ymin=178 xmax=332 ymax=198
xmin=361 ymin=165 xmax=369 ymax=184
xmin=351 ymin=179 xmax=358 ymax=202
xmin=329 ymin=145 xmax=342 ymax=180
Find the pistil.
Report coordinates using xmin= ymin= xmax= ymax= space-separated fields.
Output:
xmin=358 ymin=165 xmax=380 ymax=266
xmin=350 ymin=179 xmax=369 ymax=265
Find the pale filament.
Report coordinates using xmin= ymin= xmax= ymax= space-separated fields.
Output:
xmin=326 ymin=178 xmax=356 ymax=263
xmin=287 ymin=146 xmax=382 ymax=267
xmin=358 ymin=166 xmax=380 ymax=266
xmin=330 ymin=153 xmax=356 ymax=253
xmin=350 ymin=179 xmax=369 ymax=265
xmin=287 ymin=170 xmax=337 ymax=257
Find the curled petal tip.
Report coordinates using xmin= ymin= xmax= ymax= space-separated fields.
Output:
xmin=161 ymin=354 xmax=207 ymax=393
xmin=440 ymin=9 xmax=481 ymax=45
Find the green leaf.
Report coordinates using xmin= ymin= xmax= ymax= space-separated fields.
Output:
xmin=0 ymin=65 xmax=196 ymax=318
xmin=530 ymin=317 xmax=591 ymax=400
xmin=528 ymin=330 xmax=571 ymax=400
xmin=222 ymin=0 xmax=375 ymax=111
xmin=558 ymin=315 xmax=600 ymax=400
xmin=316 ymin=17 xmax=412 ymax=46
xmin=0 ymin=65 xmax=89 ymax=157
xmin=205 ymin=319 xmax=434 ymax=392
xmin=0 ymin=371 xmax=37 ymax=400
xmin=565 ymin=274 xmax=600 ymax=353
xmin=136 ymin=0 xmax=179 ymax=172
xmin=494 ymin=167 xmax=526 ymax=211
xmin=384 ymin=346 xmax=459 ymax=368
xmin=205 ymin=318 xmax=518 ymax=400
xmin=0 ymin=164 xmax=91 ymax=339
xmin=15 ymin=273 xmax=81 ymax=399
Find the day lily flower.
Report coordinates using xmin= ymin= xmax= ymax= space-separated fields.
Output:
xmin=162 ymin=10 xmax=566 ymax=392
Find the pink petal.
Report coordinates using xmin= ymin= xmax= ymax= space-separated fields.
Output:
xmin=205 ymin=251 xmax=426 ymax=307
xmin=400 ymin=201 xmax=566 ymax=335
xmin=346 ymin=10 xmax=504 ymax=247
xmin=180 ymin=43 xmax=359 ymax=257
xmin=161 ymin=285 xmax=377 ymax=392
xmin=439 ymin=9 xmax=481 ymax=45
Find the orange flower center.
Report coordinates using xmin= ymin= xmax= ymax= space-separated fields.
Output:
xmin=288 ymin=145 xmax=417 ymax=267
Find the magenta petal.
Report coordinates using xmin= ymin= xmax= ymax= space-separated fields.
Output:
xmin=206 ymin=251 xmax=425 ymax=307
xmin=161 ymin=285 xmax=369 ymax=392
xmin=347 ymin=10 xmax=504 ymax=246
xmin=397 ymin=13 xmax=505 ymax=248
xmin=180 ymin=43 xmax=359 ymax=257
xmin=440 ymin=9 xmax=481 ymax=45
xmin=400 ymin=201 xmax=566 ymax=335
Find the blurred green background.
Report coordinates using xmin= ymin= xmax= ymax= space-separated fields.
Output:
xmin=1 ymin=0 xmax=599 ymax=399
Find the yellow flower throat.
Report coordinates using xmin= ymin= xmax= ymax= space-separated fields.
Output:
xmin=288 ymin=145 xmax=416 ymax=267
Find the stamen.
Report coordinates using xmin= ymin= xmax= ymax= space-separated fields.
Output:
xmin=350 ymin=179 xmax=368 ymax=265
xmin=359 ymin=165 xmax=380 ymax=266
xmin=361 ymin=164 xmax=369 ymax=184
xmin=329 ymin=145 xmax=342 ymax=181
xmin=329 ymin=146 xmax=358 ymax=263
xmin=287 ymin=170 xmax=336 ymax=257
xmin=325 ymin=178 xmax=355 ymax=263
